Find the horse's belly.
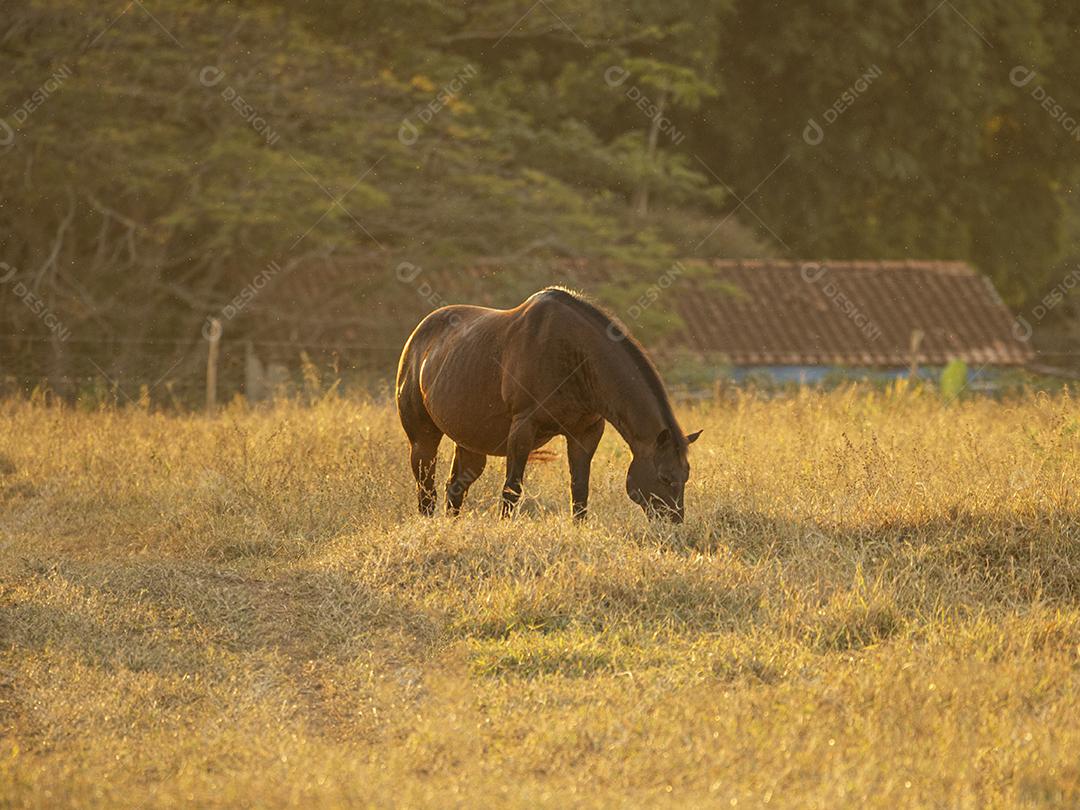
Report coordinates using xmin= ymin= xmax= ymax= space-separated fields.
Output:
xmin=430 ymin=404 xmax=512 ymax=455
xmin=420 ymin=353 xmax=511 ymax=455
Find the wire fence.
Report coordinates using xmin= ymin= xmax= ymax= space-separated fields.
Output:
xmin=3 ymin=333 xmax=1079 ymax=409
xmin=0 ymin=334 xmax=404 ymax=406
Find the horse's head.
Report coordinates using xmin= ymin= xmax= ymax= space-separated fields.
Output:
xmin=626 ymin=427 xmax=702 ymax=523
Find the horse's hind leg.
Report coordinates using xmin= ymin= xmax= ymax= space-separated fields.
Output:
xmin=400 ymin=396 xmax=443 ymax=516
xmin=409 ymin=434 xmax=441 ymax=516
xmin=446 ymin=445 xmax=487 ymax=516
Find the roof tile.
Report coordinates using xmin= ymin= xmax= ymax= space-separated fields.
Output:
xmin=666 ymin=260 xmax=1030 ymax=366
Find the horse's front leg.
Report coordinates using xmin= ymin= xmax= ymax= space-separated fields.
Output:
xmin=567 ymin=419 xmax=605 ymax=521
xmin=501 ymin=417 xmax=538 ymax=517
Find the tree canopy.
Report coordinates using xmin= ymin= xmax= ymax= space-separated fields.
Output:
xmin=2 ymin=0 xmax=1078 ymax=394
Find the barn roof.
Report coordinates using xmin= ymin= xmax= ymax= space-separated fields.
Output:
xmin=657 ymin=260 xmax=1032 ymax=367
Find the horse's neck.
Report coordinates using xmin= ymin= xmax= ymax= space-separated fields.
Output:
xmin=612 ymin=401 xmax=666 ymax=455
xmin=588 ymin=346 xmax=668 ymax=455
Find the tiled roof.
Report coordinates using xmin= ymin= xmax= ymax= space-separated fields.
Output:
xmin=263 ymin=256 xmax=1032 ymax=367
xmin=660 ymin=260 xmax=1031 ymax=366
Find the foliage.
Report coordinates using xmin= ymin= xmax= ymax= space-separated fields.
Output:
xmin=709 ymin=0 xmax=1080 ymax=305
xmin=940 ymin=358 xmax=970 ymax=401
xmin=2 ymin=1 xmax=1079 ymax=391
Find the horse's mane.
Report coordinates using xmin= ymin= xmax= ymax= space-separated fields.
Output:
xmin=539 ymin=286 xmax=685 ymax=450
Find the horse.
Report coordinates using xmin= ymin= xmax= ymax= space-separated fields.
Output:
xmin=395 ymin=287 xmax=701 ymax=522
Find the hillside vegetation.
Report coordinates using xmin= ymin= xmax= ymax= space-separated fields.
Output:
xmin=4 ymin=1 xmax=1080 ymax=390
xmin=2 ymin=388 xmax=1080 ymax=806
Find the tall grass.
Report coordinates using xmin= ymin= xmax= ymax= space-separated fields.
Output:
xmin=2 ymin=387 xmax=1080 ymax=807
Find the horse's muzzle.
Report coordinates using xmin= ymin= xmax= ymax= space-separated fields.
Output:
xmin=644 ymin=500 xmax=683 ymax=524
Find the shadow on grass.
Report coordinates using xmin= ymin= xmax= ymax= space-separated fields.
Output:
xmin=3 ymin=557 xmax=440 ymax=675
xmin=685 ymin=504 xmax=1080 ymax=595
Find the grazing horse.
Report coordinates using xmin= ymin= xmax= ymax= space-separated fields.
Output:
xmin=395 ymin=287 xmax=701 ymax=521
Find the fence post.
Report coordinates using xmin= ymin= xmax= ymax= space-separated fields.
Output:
xmin=206 ymin=317 xmax=222 ymax=415
xmin=908 ymin=329 xmax=925 ymax=380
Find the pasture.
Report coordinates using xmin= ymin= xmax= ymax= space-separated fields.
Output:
xmin=2 ymin=387 xmax=1080 ymax=807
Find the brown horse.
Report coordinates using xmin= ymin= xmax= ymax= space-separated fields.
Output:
xmin=395 ymin=287 xmax=701 ymax=521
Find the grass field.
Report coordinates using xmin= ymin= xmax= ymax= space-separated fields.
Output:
xmin=2 ymin=386 xmax=1080 ymax=807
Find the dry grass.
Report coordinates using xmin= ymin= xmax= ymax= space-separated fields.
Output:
xmin=2 ymin=385 xmax=1080 ymax=807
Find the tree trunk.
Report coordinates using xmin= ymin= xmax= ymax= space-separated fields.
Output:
xmin=632 ymin=89 xmax=667 ymax=217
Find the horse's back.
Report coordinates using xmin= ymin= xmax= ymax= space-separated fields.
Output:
xmin=396 ymin=291 xmax=597 ymax=455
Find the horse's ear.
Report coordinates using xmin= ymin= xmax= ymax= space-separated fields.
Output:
xmin=685 ymin=430 xmax=703 ymax=445
xmin=655 ymin=427 xmax=673 ymax=449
